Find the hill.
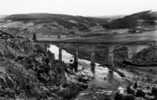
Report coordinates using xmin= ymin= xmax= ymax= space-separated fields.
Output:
xmin=0 ymin=10 xmax=157 ymax=40
xmin=0 ymin=13 xmax=111 ymax=39
xmin=103 ymin=10 xmax=157 ymax=29
xmin=4 ymin=13 xmax=108 ymax=31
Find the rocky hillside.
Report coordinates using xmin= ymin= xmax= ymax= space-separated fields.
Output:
xmin=0 ymin=32 xmax=91 ymax=99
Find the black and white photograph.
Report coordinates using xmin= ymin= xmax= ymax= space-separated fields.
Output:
xmin=0 ymin=0 xmax=156 ymax=100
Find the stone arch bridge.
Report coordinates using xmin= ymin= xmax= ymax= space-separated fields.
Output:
xmin=34 ymin=35 xmax=156 ymax=67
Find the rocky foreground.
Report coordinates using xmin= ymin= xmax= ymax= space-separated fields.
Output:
xmin=0 ymin=34 xmax=83 ymax=99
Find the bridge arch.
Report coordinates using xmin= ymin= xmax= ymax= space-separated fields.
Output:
xmin=113 ymin=46 xmax=129 ymax=66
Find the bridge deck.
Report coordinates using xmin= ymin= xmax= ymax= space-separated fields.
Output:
xmin=36 ymin=39 xmax=156 ymax=46
xmin=36 ymin=31 xmax=157 ymax=46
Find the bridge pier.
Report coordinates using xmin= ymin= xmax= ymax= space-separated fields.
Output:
xmin=108 ymin=46 xmax=114 ymax=65
xmin=90 ymin=47 xmax=96 ymax=64
xmin=74 ymin=47 xmax=79 ymax=70
xmin=128 ymin=47 xmax=134 ymax=59
xmin=90 ymin=47 xmax=96 ymax=74
xmin=58 ymin=46 xmax=63 ymax=62
xmin=32 ymin=33 xmax=37 ymax=41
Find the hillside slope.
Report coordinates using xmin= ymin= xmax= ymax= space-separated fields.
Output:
xmin=103 ymin=10 xmax=157 ymax=29
xmin=0 ymin=11 xmax=156 ymax=39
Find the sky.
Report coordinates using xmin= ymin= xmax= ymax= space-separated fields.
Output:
xmin=0 ymin=0 xmax=157 ymax=16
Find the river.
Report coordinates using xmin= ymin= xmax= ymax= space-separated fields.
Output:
xmin=48 ymin=44 xmax=130 ymax=89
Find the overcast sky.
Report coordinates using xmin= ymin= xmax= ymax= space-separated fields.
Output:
xmin=0 ymin=0 xmax=157 ymax=16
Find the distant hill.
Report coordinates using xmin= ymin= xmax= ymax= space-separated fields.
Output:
xmin=0 ymin=11 xmax=157 ymax=39
xmin=4 ymin=13 xmax=108 ymax=31
xmin=103 ymin=10 xmax=157 ymax=29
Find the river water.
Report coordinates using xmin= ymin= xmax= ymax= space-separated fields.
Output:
xmin=48 ymin=44 xmax=130 ymax=89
